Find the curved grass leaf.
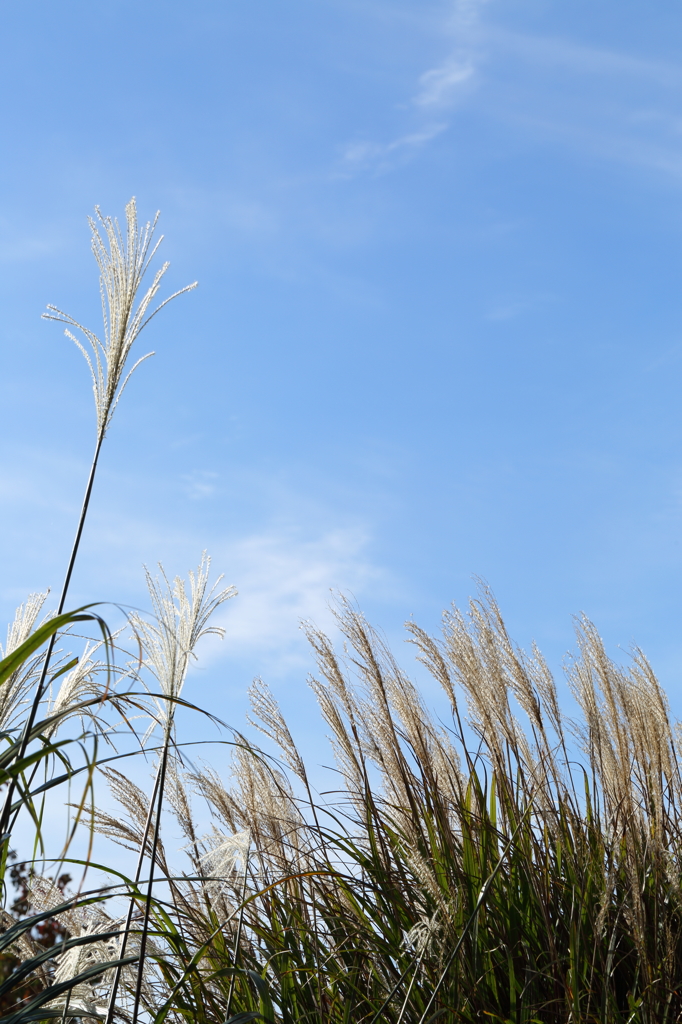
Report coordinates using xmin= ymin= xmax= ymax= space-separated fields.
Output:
xmin=0 ymin=608 xmax=110 ymax=689
xmin=0 ymin=928 xmax=123 ymax=999
xmin=0 ymin=954 xmax=137 ymax=1024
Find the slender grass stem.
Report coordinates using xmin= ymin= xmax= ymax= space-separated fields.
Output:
xmin=103 ymin=753 xmax=165 ymax=1024
xmin=0 ymin=436 xmax=104 ymax=844
xmin=130 ymin=732 xmax=172 ymax=1024
xmin=416 ymin=806 xmax=533 ymax=1024
xmin=395 ymin=938 xmax=430 ymax=1024
xmin=225 ymin=852 xmax=250 ymax=1021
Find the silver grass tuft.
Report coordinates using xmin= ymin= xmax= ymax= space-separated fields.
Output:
xmin=130 ymin=553 xmax=236 ymax=732
xmin=43 ymin=198 xmax=197 ymax=441
xmin=401 ymin=912 xmax=441 ymax=956
xmin=247 ymin=677 xmax=307 ymax=781
xmin=197 ymin=827 xmax=251 ymax=899
xmin=45 ymin=632 xmax=129 ymax=739
xmin=0 ymin=592 xmax=51 ymax=731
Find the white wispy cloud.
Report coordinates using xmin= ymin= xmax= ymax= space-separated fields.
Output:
xmin=339 ymin=1 xmax=682 ymax=182
xmin=0 ymin=441 xmax=392 ymax=684
xmin=478 ymin=27 xmax=682 ymax=179
xmin=487 ymin=28 xmax=682 ymax=86
xmin=83 ymin=511 xmax=388 ymax=672
xmin=182 ymin=470 xmax=220 ymax=501
xmin=413 ymin=0 xmax=489 ymax=108
xmin=341 ymin=122 xmax=448 ymax=172
xmin=339 ymin=0 xmax=488 ymax=174
xmin=415 ymin=17 xmax=682 ymax=181
xmin=208 ymin=525 xmax=388 ymax=674
xmin=414 ymin=58 xmax=476 ymax=108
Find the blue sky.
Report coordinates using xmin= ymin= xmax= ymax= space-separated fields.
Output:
xmin=2 ymin=0 xmax=682 ymax=748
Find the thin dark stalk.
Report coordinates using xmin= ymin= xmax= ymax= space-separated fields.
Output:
xmin=225 ymin=850 xmax=250 ymax=1021
xmin=416 ymin=806 xmax=532 ymax=1024
xmin=130 ymin=732 xmax=172 ymax=1024
xmin=365 ymin=922 xmax=432 ymax=1024
xmin=395 ymin=936 xmax=430 ymax=1024
xmin=103 ymin=755 xmax=165 ymax=1024
xmin=60 ymin=984 xmax=73 ymax=1024
xmin=0 ymin=435 xmax=104 ymax=844
xmin=156 ymin=896 xmax=251 ymax=1017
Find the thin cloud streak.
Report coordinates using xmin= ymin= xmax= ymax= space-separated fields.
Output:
xmin=339 ymin=0 xmax=487 ymax=174
xmin=339 ymin=1 xmax=682 ymax=181
xmin=340 ymin=122 xmax=448 ymax=173
xmin=210 ymin=525 xmax=389 ymax=674
xmin=413 ymin=0 xmax=489 ymax=108
xmin=414 ymin=58 xmax=476 ymax=107
xmin=476 ymin=27 xmax=682 ymax=180
xmin=487 ymin=27 xmax=682 ymax=86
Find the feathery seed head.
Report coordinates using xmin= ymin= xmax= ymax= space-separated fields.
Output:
xmin=402 ymin=912 xmax=441 ymax=956
xmin=0 ymin=591 xmax=51 ymax=730
xmin=45 ymin=635 xmax=122 ymax=738
xmin=197 ymin=827 xmax=251 ymax=898
xmin=43 ymin=198 xmax=197 ymax=440
xmin=248 ymin=677 xmax=307 ymax=781
xmin=130 ymin=553 xmax=236 ymax=728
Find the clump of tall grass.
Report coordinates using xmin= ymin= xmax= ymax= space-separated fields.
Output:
xmin=78 ymin=587 xmax=682 ymax=1024
xmin=3 ymin=199 xmax=682 ymax=1024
